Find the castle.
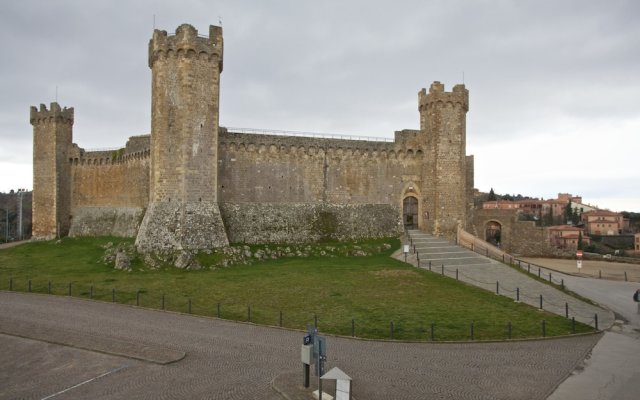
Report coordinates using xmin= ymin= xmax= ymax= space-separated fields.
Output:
xmin=30 ymin=24 xmax=474 ymax=252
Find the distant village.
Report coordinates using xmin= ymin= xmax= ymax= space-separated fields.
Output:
xmin=478 ymin=190 xmax=640 ymax=257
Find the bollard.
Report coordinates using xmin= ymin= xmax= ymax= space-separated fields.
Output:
xmin=112 ymin=288 xmax=115 ymax=303
xmin=188 ymin=298 xmax=192 ymax=314
xmin=280 ymin=311 xmax=283 ymax=327
xmin=68 ymin=282 xmax=72 ymax=296
xmin=561 ymin=279 xmax=564 ymax=289
xmin=496 ymin=281 xmax=499 ymax=295
xmin=542 ymin=320 xmax=546 ymax=337
xmin=441 ymin=264 xmax=444 ymax=275
xmin=136 ymin=290 xmax=140 ymax=306
xmin=417 ymin=258 xmax=420 ymax=268
xmin=595 ymin=314 xmax=599 ymax=331
xmin=390 ymin=321 xmax=394 ymax=339
xmin=413 ymin=244 xmax=416 ymax=254
xmin=48 ymin=281 xmax=51 ymax=294
xmin=456 ymin=269 xmax=459 ymax=280
xmin=528 ymin=264 xmax=530 ymax=274
xmin=470 ymin=321 xmax=474 ymax=340
xmin=351 ymin=319 xmax=355 ymax=337
xmin=508 ymin=321 xmax=512 ymax=340
xmin=430 ymin=322 xmax=435 ymax=341
xmin=625 ymin=271 xmax=628 ymax=281
xmin=516 ymin=287 xmax=520 ymax=302
xmin=248 ymin=305 xmax=251 ymax=322
xmin=549 ymin=273 xmax=552 ymax=283
xmin=28 ymin=279 xmax=31 ymax=292
xmin=572 ymin=317 xmax=576 ymax=333
xmin=217 ymin=303 xmax=221 ymax=318
xmin=538 ymin=268 xmax=541 ymax=278
xmin=565 ymin=302 xmax=569 ymax=318
xmin=162 ymin=294 xmax=165 ymax=310
xmin=539 ymin=295 xmax=543 ymax=310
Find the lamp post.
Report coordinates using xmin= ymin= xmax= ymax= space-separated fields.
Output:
xmin=17 ymin=189 xmax=25 ymax=241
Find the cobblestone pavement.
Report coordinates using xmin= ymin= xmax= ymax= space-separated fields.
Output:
xmin=0 ymin=291 xmax=602 ymax=400
xmin=400 ymin=231 xmax=615 ymax=329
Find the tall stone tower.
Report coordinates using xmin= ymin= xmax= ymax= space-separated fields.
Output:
xmin=30 ymin=103 xmax=74 ymax=239
xmin=136 ymin=24 xmax=229 ymax=252
xmin=419 ymin=82 xmax=470 ymax=236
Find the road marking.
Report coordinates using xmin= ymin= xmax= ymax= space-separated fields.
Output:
xmin=40 ymin=364 xmax=128 ymax=400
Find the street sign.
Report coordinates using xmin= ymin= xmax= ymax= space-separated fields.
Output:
xmin=576 ymin=250 xmax=583 ymax=258
xmin=577 ymin=259 xmax=582 ymax=269
xmin=303 ymin=335 xmax=312 ymax=345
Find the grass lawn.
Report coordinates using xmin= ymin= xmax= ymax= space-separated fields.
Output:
xmin=0 ymin=237 xmax=593 ymax=340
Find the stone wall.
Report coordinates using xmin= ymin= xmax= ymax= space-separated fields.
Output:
xmin=69 ymin=207 xmax=144 ymax=237
xmin=218 ymin=131 xmax=423 ymax=205
xmin=219 ymin=203 xmax=402 ymax=244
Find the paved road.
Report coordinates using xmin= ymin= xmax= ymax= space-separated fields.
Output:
xmin=0 ymin=291 xmax=602 ymax=400
xmin=540 ymin=272 xmax=640 ymax=400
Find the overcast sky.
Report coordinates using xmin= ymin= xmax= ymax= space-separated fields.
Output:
xmin=1 ymin=0 xmax=638 ymax=211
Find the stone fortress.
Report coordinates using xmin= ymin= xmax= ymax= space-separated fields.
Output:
xmin=30 ymin=24 xmax=474 ymax=253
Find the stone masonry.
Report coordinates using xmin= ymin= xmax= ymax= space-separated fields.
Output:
xmin=30 ymin=23 xmax=475 ymax=250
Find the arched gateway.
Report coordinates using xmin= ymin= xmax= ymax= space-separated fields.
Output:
xmin=403 ymin=196 xmax=419 ymax=229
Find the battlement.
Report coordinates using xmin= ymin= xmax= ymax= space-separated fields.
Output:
xmin=418 ymin=81 xmax=468 ymax=111
xmin=30 ymin=102 xmax=74 ymax=125
xmin=149 ymin=24 xmax=223 ymax=70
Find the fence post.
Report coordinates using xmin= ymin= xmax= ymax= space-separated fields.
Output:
xmin=28 ymin=279 xmax=31 ymax=292
xmin=486 ymin=248 xmax=488 ymax=257
xmin=516 ymin=287 xmax=520 ymax=302
xmin=68 ymin=282 xmax=72 ymax=296
xmin=441 ymin=264 xmax=444 ymax=275
xmin=572 ymin=317 xmax=576 ymax=333
xmin=496 ymin=281 xmax=499 ymax=295
xmin=508 ymin=321 xmax=512 ymax=340
xmin=518 ymin=260 xmax=521 ymax=268
xmin=248 ymin=305 xmax=251 ymax=322
xmin=351 ymin=319 xmax=355 ymax=337
xmin=48 ymin=281 xmax=51 ymax=294
xmin=595 ymin=314 xmax=599 ymax=331
xmin=599 ymin=270 xmax=602 ymax=279
xmin=539 ymin=295 xmax=543 ymax=310
xmin=561 ymin=279 xmax=564 ymax=289
xmin=429 ymin=261 xmax=432 ymax=271
xmin=90 ymin=285 xmax=93 ymax=299
xmin=538 ymin=268 xmax=541 ymax=278
xmin=136 ymin=290 xmax=140 ymax=306
xmin=390 ymin=321 xmax=394 ymax=339
xmin=542 ymin=320 xmax=546 ymax=337
xmin=112 ymin=288 xmax=115 ymax=303
xmin=430 ymin=322 xmax=435 ymax=341
xmin=456 ymin=269 xmax=459 ymax=280
xmin=528 ymin=264 xmax=530 ymax=274
xmin=9 ymin=277 xmax=12 ymax=291
xmin=162 ymin=294 xmax=165 ymax=310
xmin=188 ymin=298 xmax=192 ymax=314
xmin=549 ymin=273 xmax=552 ymax=283
xmin=624 ymin=271 xmax=628 ymax=281
xmin=470 ymin=321 xmax=474 ymax=340
xmin=413 ymin=244 xmax=416 ymax=254
xmin=280 ymin=311 xmax=283 ymax=327
xmin=502 ymin=254 xmax=505 ymax=263
xmin=217 ymin=303 xmax=221 ymax=318
xmin=565 ymin=302 xmax=569 ymax=318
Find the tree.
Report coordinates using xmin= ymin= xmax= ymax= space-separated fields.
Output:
xmin=577 ymin=231 xmax=584 ymax=250
xmin=488 ymin=188 xmax=497 ymax=201
xmin=564 ymin=200 xmax=573 ymax=224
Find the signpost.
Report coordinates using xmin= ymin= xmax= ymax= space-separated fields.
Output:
xmin=302 ymin=325 xmax=328 ymax=399
xmin=576 ymin=250 xmax=583 ymax=269
xmin=403 ymin=244 xmax=409 ymax=262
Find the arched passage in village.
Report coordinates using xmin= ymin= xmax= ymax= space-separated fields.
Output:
xmin=485 ymin=221 xmax=502 ymax=246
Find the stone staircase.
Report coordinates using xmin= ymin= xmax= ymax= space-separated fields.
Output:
xmin=406 ymin=229 xmax=492 ymax=267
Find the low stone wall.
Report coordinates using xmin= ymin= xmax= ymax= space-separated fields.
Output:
xmin=69 ymin=207 xmax=145 ymax=238
xmin=219 ymin=202 xmax=402 ymax=244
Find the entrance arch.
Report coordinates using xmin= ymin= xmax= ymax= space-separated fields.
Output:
xmin=485 ymin=221 xmax=502 ymax=246
xmin=403 ymin=196 xmax=419 ymax=229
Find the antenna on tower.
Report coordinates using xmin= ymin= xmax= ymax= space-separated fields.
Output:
xmin=218 ymin=16 xmax=223 ymax=25
xmin=153 ymin=14 xmax=156 ymax=29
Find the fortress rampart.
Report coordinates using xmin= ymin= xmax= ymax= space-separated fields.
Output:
xmin=31 ymin=24 xmax=475 ymax=252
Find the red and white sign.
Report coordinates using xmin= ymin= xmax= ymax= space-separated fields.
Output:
xmin=576 ymin=250 xmax=583 ymax=258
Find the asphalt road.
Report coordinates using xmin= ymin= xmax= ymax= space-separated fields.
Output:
xmin=0 ymin=291 xmax=602 ymax=400
xmin=541 ymin=270 xmax=640 ymax=400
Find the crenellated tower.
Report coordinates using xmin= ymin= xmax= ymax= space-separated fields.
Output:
xmin=30 ymin=103 xmax=74 ymax=239
xmin=136 ymin=24 xmax=229 ymax=252
xmin=418 ymin=81 xmax=471 ymax=236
